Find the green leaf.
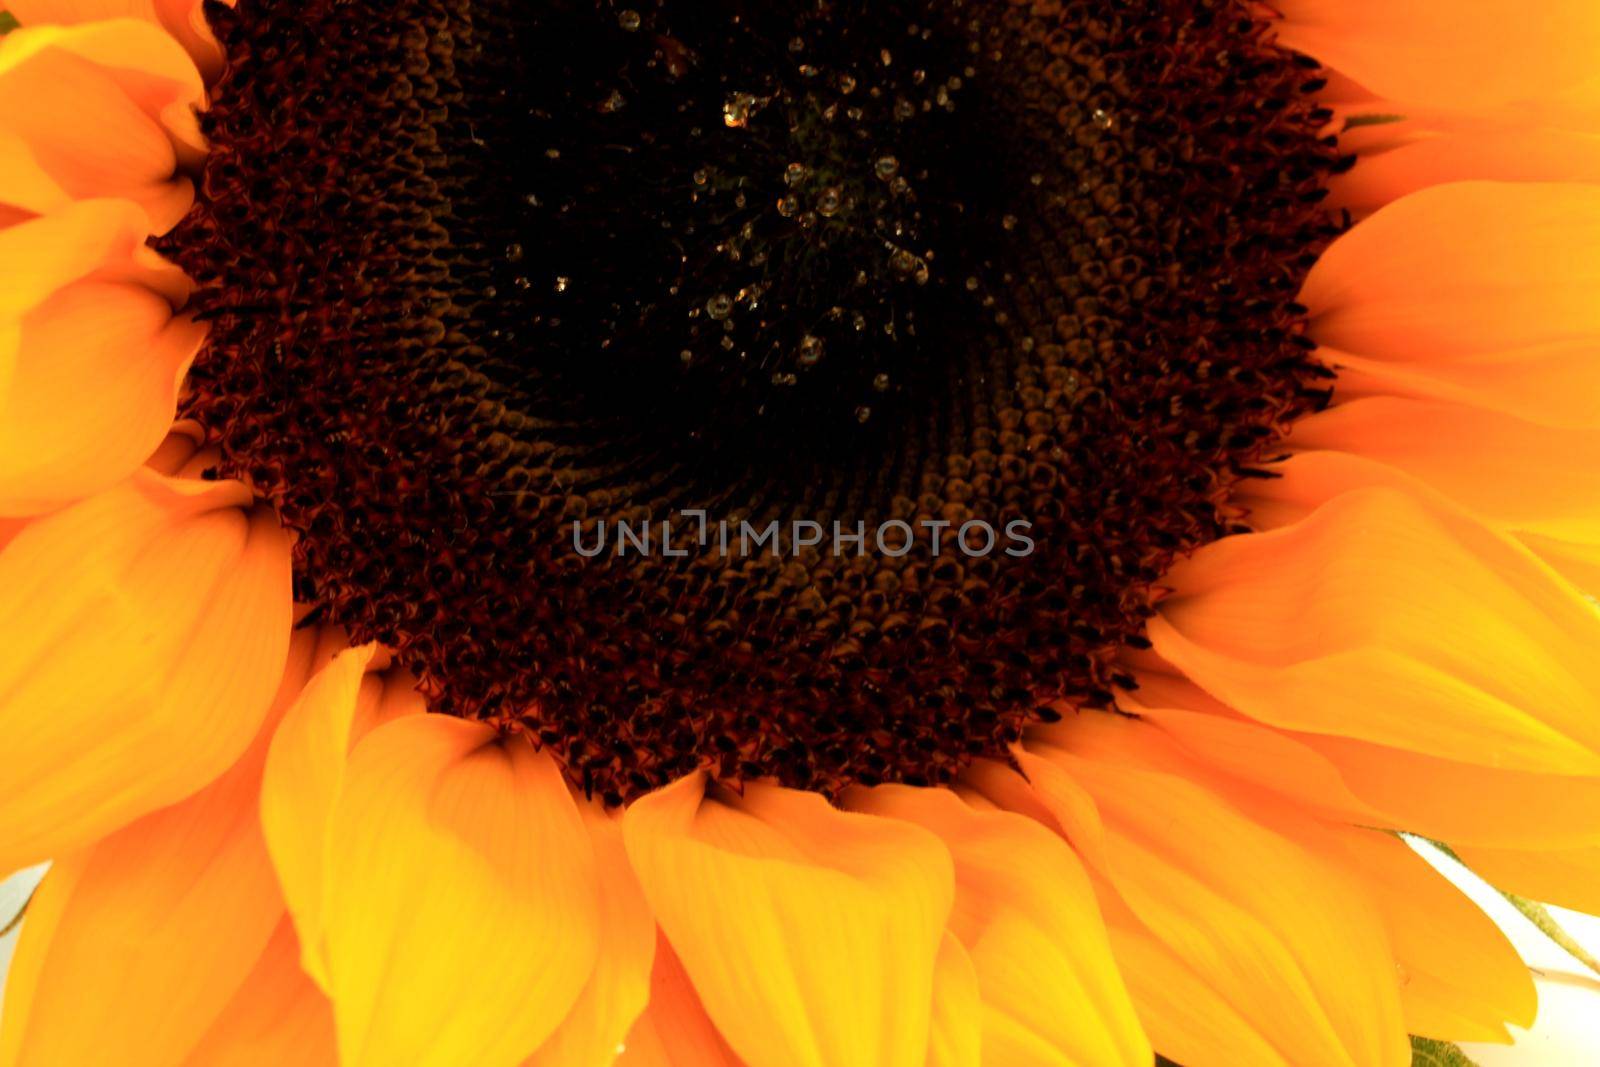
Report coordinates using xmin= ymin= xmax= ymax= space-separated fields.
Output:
xmin=1501 ymin=890 xmax=1600 ymax=979
xmin=0 ymin=12 xmax=18 ymax=34
xmin=1410 ymin=1036 xmax=1481 ymax=1066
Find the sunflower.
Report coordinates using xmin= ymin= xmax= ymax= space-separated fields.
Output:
xmin=2 ymin=0 xmax=1598 ymax=1063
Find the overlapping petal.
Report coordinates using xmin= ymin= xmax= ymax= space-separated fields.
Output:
xmin=0 ymin=627 xmax=328 ymax=1066
xmin=0 ymin=19 xmax=204 ymax=223
xmin=0 ymin=200 xmax=197 ymax=514
xmin=1018 ymin=717 xmax=1410 ymax=1067
xmin=853 ymin=784 xmax=1151 ymax=1067
xmin=622 ymin=774 xmax=954 ymax=1067
xmin=320 ymin=715 xmax=600 ymax=1067
xmin=1152 ymin=487 xmax=1600 ymax=776
xmin=0 ymin=468 xmax=290 ymax=870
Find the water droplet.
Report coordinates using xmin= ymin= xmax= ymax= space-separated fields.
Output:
xmin=890 ymin=249 xmax=919 ymax=275
xmin=880 ymin=49 xmax=893 ymax=66
xmin=784 ymin=162 xmax=807 ymax=186
xmin=872 ymin=373 xmax=890 ymax=392
xmin=692 ymin=169 xmax=709 ymax=187
xmin=798 ymin=335 xmax=824 ymax=365
xmin=680 ymin=349 xmax=694 ymax=364
xmin=965 ymin=276 xmax=979 ymax=291
xmin=723 ymin=92 xmax=759 ymax=128
xmin=838 ymin=73 xmax=857 ymax=95
xmin=617 ymin=9 xmax=640 ymax=31
xmin=720 ymin=335 xmax=736 ymax=351
xmin=816 ymin=186 xmax=842 ymax=217
xmin=555 ymin=276 xmax=571 ymax=293
xmin=777 ymin=195 xmax=799 ymax=217
xmin=706 ymin=293 xmax=733 ymax=320
xmin=1092 ymin=108 xmax=1115 ymax=129
xmin=855 ymin=405 xmax=873 ymax=423
xmin=1001 ymin=214 xmax=1018 ymax=231
xmin=889 ymin=176 xmax=910 ymax=196
xmin=1030 ymin=172 xmax=1044 ymax=187
xmin=875 ymin=155 xmax=900 ymax=180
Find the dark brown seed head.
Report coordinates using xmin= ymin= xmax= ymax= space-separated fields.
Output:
xmin=166 ymin=0 xmax=1344 ymax=803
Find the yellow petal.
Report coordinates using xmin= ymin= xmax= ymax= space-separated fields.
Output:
xmin=1020 ymin=719 xmax=1411 ymax=1067
xmin=1335 ymin=830 xmax=1534 ymax=1043
xmin=6 ymin=0 xmax=224 ymax=80
xmin=622 ymin=773 xmax=954 ymax=1067
xmin=322 ymin=716 xmax=600 ymax=1067
xmin=259 ymin=643 xmax=384 ymax=988
xmin=1152 ymin=486 xmax=1600 ymax=775
xmin=0 ymin=626 xmax=324 ymax=1067
xmin=853 ymin=785 xmax=1151 ymax=1067
xmin=0 ymin=20 xmax=204 ymax=218
xmin=180 ymin=917 xmax=338 ymax=1067
xmin=0 ymin=469 xmax=291 ymax=870
xmin=1301 ymin=182 xmax=1600 ymax=363
xmin=1455 ymin=844 xmax=1600 ymax=917
xmin=926 ymin=934 xmax=980 ymax=1067
xmin=527 ymin=803 xmax=656 ymax=1067
xmin=1275 ymin=1 xmax=1600 ymax=111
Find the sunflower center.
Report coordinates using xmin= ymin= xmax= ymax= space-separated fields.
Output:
xmin=168 ymin=0 xmax=1344 ymax=803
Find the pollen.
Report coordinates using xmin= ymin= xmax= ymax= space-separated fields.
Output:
xmin=164 ymin=0 xmax=1346 ymax=803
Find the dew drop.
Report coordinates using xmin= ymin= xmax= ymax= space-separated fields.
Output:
xmin=798 ymin=334 xmax=824 ymax=365
xmin=875 ymin=155 xmax=900 ymax=180
xmin=616 ymin=8 xmax=640 ymax=31
xmin=706 ymin=293 xmax=733 ymax=320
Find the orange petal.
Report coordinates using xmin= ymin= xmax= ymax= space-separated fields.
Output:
xmin=1128 ymin=702 xmax=1381 ymax=826
xmin=1334 ymin=830 xmax=1534 ymax=1043
xmin=1305 ymin=732 xmax=1600 ymax=851
xmin=622 ymin=773 xmax=954 ymax=1067
xmin=1301 ymin=182 xmax=1600 ymax=362
xmin=853 ymin=784 xmax=1151 ymax=1067
xmin=0 ymin=200 xmax=193 ymax=514
xmin=2 ymin=282 xmax=203 ymax=514
xmin=180 ymin=917 xmax=338 ymax=1067
xmin=527 ymin=803 xmax=656 ymax=1067
xmin=1320 ymin=339 xmax=1600 ymax=433
xmin=1274 ymin=1 xmax=1600 ymax=111
xmin=259 ymin=643 xmax=385 ymax=988
xmin=1151 ymin=486 xmax=1600 ymax=775
xmin=0 ymin=625 xmax=324 ymax=1066
xmin=926 ymin=934 xmax=980 ymax=1067
xmin=617 ymin=932 xmax=745 ymax=1067
xmin=1020 ymin=719 xmax=1411 ymax=1067
xmin=1455 ymin=844 xmax=1600 ymax=917
xmin=322 ymin=716 xmax=600 ymax=1067
xmin=1287 ymin=398 xmax=1600 ymax=543
xmin=6 ymin=0 xmax=225 ymax=80
xmin=0 ymin=21 xmax=204 ymax=221
xmin=1331 ymin=130 xmax=1600 ymax=217
xmin=0 ymin=469 xmax=291 ymax=870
